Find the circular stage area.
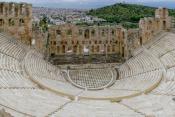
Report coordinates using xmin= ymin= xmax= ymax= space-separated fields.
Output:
xmin=67 ymin=68 xmax=116 ymax=90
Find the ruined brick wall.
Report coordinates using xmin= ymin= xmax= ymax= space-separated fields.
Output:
xmin=127 ymin=7 xmax=172 ymax=57
xmin=48 ymin=24 xmax=128 ymax=59
xmin=0 ymin=2 xmax=32 ymax=45
xmin=155 ymin=7 xmax=172 ymax=30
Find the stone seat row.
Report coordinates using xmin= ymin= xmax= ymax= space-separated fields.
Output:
xmin=160 ymin=50 xmax=175 ymax=68
xmin=0 ymin=34 xmax=26 ymax=60
xmin=25 ymin=51 xmax=66 ymax=82
xmin=0 ymin=53 xmax=21 ymax=72
xmin=24 ymin=50 xmax=162 ymax=100
xmin=152 ymin=67 xmax=175 ymax=95
xmin=148 ymin=33 xmax=175 ymax=58
xmin=0 ymin=69 xmax=36 ymax=88
xmin=119 ymin=52 xmax=162 ymax=78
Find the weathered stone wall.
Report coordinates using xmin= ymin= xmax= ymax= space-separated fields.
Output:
xmin=171 ymin=16 xmax=175 ymax=28
xmin=48 ymin=24 xmax=128 ymax=59
xmin=0 ymin=2 xmax=32 ymax=45
xmin=127 ymin=7 xmax=171 ymax=57
xmin=47 ymin=8 xmax=171 ymax=61
xmin=32 ymin=26 xmax=47 ymax=53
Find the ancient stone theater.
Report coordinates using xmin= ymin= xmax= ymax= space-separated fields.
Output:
xmin=0 ymin=2 xmax=175 ymax=117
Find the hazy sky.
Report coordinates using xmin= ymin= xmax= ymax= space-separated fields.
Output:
xmin=1 ymin=0 xmax=175 ymax=9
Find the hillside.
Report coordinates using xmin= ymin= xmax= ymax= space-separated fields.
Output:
xmin=87 ymin=3 xmax=175 ymax=28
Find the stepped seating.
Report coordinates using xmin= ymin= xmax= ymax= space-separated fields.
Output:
xmin=119 ymin=52 xmax=162 ymax=78
xmin=25 ymin=51 xmax=66 ymax=82
xmin=148 ymin=33 xmax=175 ymax=58
xmin=0 ymin=89 xmax=70 ymax=117
xmin=24 ymin=51 xmax=84 ymax=97
xmin=78 ymin=70 xmax=162 ymax=100
xmin=1 ymin=31 xmax=175 ymax=116
xmin=0 ymin=33 xmax=27 ymax=60
xmin=121 ymin=94 xmax=175 ymax=117
xmin=24 ymin=50 xmax=162 ymax=100
xmin=0 ymin=33 xmax=37 ymax=89
xmin=151 ymin=67 xmax=175 ymax=95
xmin=0 ymin=70 xmax=35 ymax=88
xmin=120 ymin=32 xmax=175 ymax=117
xmin=160 ymin=50 xmax=175 ymax=68
xmin=0 ymin=53 xmax=21 ymax=72
xmin=53 ymin=100 xmax=144 ymax=117
xmin=110 ymin=70 xmax=162 ymax=92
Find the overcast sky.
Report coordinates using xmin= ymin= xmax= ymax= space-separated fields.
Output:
xmin=1 ymin=0 xmax=175 ymax=9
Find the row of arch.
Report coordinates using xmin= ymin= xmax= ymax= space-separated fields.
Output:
xmin=54 ymin=44 xmax=118 ymax=55
xmin=56 ymin=28 xmax=120 ymax=39
xmin=0 ymin=18 xmax=24 ymax=26
xmin=51 ymin=40 xmax=118 ymax=46
xmin=0 ymin=3 xmax=31 ymax=17
xmin=140 ymin=19 xmax=161 ymax=30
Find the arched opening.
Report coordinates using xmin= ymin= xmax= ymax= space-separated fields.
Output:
xmin=62 ymin=45 xmax=65 ymax=53
xmin=26 ymin=7 xmax=30 ymax=17
xmin=102 ymin=29 xmax=105 ymax=36
xmin=79 ymin=45 xmax=82 ymax=54
xmin=84 ymin=29 xmax=90 ymax=39
xmin=57 ymin=46 xmax=60 ymax=54
xmin=0 ymin=3 xmax=3 ymax=14
xmin=20 ymin=4 xmax=26 ymax=15
xmin=9 ymin=3 xmax=14 ymax=15
xmin=91 ymin=45 xmax=94 ymax=53
xmin=122 ymin=47 xmax=124 ymax=57
xmin=9 ymin=19 xmax=15 ymax=26
xmin=111 ymin=29 xmax=115 ymax=35
xmin=19 ymin=19 xmax=24 ymax=26
xmin=96 ymin=45 xmax=100 ymax=53
xmin=73 ymin=45 xmax=77 ymax=53
xmin=15 ymin=6 xmax=18 ymax=17
xmin=107 ymin=45 xmax=111 ymax=52
xmin=67 ymin=29 xmax=72 ymax=35
xmin=140 ymin=37 xmax=143 ymax=45
xmin=0 ymin=19 xmax=4 ymax=26
xmin=19 ymin=4 xmax=23 ymax=15
xmin=163 ymin=8 xmax=166 ymax=18
xmin=112 ymin=45 xmax=115 ymax=52
xmin=50 ymin=53 xmax=55 ymax=57
xmin=5 ymin=7 xmax=8 ymax=16
xmin=79 ymin=29 xmax=82 ymax=35
xmin=91 ymin=29 xmax=95 ymax=36
xmin=122 ymin=31 xmax=125 ymax=38
xmin=56 ymin=30 xmax=61 ymax=35
xmin=163 ymin=21 xmax=166 ymax=30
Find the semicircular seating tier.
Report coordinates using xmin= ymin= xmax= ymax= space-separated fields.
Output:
xmin=24 ymin=47 xmax=163 ymax=100
xmin=1 ymin=32 xmax=175 ymax=117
